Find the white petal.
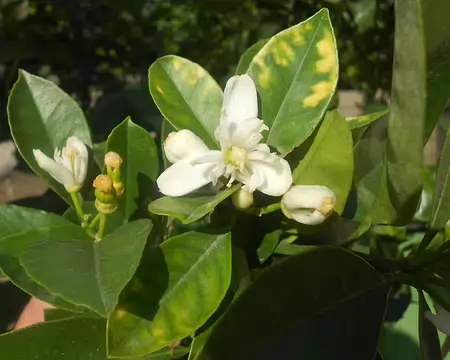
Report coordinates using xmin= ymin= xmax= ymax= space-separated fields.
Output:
xmin=228 ymin=117 xmax=268 ymax=149
xmin=222 ymin=75 xmax=258 ymax=125
xmin=164 ymin=130 xmax=209 ymax=163
xmin=245 ymin=153 xmax=292 ymax=196
xmin=157 ymin=152 xmax=224 ymax=196
xmin=425 ymin=308 xmax=450 ymax=335
xmin=282 ymin=185 xmax=336 ymax=212
xmin=289 ymin=209 xmax=327 ymax=225
xmin=33 ymin=149 xmax=76 ymax=189
xmin=66 ymin=137 xmax=88 ymax=184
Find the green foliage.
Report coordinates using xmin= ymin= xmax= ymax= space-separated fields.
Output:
xmin=2 ymin=2 xmax=450 ymax=360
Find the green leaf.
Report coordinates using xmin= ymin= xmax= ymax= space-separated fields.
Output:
xmin=195 ymin=247 xmax=389 ymax=360
xmin=126 ymin=347 xmax=190 ymax=360
xmin=256 ymin=229 xmax=282 ymax=263
xmin=108 ymin=231 xmax=232 ymax=357
xmin=386 ymin=0 xmax=425 ymax=223
xmin=0 ymin=205 xmax=90 ymax=312
xmin=7 ymin=70 xmax=92 ymax=203
xmin=149 ymin=55 xmax=223 ymax=149
xmin=418 ymin=290 xmax=442 ymax=360
xmin=0 ymin=317 xmax=106 ymax=359
xmin=236 ymin=39 xmax=269 ymax=74
xmin=44 ymin=308 xmax=80 ymax=322
xmin=422 ymin=0 xmax=450 ymax=140
xmin=431 ymin=130 xmax=450 ymax=228
xmin=346 ymin=108 xmax=389 ymax=130
xmin=0 ymin=204 xmax=69 ymax=239
xmin=106 ymin=117 xmax=159 ymax=219
xmin=292 ymin=110 xmax=353 ymax=214
xmin=20 ymin=219 xmax=152 ymax=317
xmin=148 ymin=185 xmax=240 ymax=224
xmin=189 ymin=247 xmax=251 ymax=360
xmin=247 ymin=9 xmax=338 ymax=155
xmin=349 ymin=116 xmax=398 ymax=224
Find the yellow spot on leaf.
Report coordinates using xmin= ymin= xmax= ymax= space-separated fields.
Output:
xmin=291 ymin=28 xmax=305 ymax=45
xmin=303 ymin=81 xmax=334 ymax=108
xmin=172 ymin=58 xmax=182 ymax=71
xmin=304 ymin=23 xmax=313 ymax=31
xmin=273 ymin=40 xmax=295 ymax=67
xmin=115 ymin=310 xmax=126 ymax=319
xmin=254 ymin=55 xmax=270 ymax=88
xmin=316 ymin=31 xmax=336 ymax=74
xmin=156 ymin=85 xmax=165 ymax=94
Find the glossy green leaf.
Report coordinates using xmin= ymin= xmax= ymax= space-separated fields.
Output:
xmin=21 ymin=219 xmax=152 ymax=317
xmin=148 ymin=185 xmax=240 ymax=224
xmin=293 ymin=110 xmax=353 ymax=214
xmin=0 ymin=204 xmax=69 ymax=239
xmin=247 ymin=9 xmax=338 ymax=155
xmin=256 ymin=229 xmax=282 ymax=263
xmin=348 ymin=116 xmax=398 ymax=224
xmin=108 ymin=231 xmax=232 ymax=357
xmin=386 ymin=0 xmax=425 ymax=223
xmin=127 ymin=347 xmax=190 ymax=360
xmin=195 ymin=247 xmax=389 ymax=360
xmin=149 ymin=55 xmax=223 ymax=149
xmin=44 ymin=308 xmax=80 ymax=322
xmin=418 ymin=291 xmax=442 ymax=360
xmin=0 ymin=205 xmax=90 ymax=312
xmin=346 ymin=108 xmax=389 ymax=130
xmin=0 ymin=317 xmax=106 ymax=360
xmin=189 ymin=247 xmax=251 ymax=360
xmin=7 ymin=70 xmax=92 ymax=203
xmin=431 ymin=130 xmax=450 ymax=228
xmin=106 ymin=117 xmax=159 ymax=219
xmin=422 ymin=0 xmax=450 ymax=140
xmin=236 ymin=39 xmax=268 ymax=74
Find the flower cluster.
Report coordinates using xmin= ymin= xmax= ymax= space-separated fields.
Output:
xmin=158 ymin=74 xmax=336 ymax=225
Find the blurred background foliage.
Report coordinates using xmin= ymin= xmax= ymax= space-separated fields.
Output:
xmin=0 ymin=0 xmax=394 ymax=142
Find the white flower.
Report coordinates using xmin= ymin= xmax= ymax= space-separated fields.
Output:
xmin=33 ymin=136 xmax=88 ymax=193
xmin=425 ymin=305 xmax=450 ymax=335
xmin=157 ymin=74 xmax=292 ymax=197
xmin=281 ymin=185 xmax=336 ymax=225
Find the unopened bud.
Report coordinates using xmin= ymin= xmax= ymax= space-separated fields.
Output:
xmin=105 ymin=151 xmax=123 ymax=170
xmin=164 ymin=129 xmax=209 ymax=163
xmin=232 ymin=187 xmax=254 ymax=210
xmin=281 ymin=185 xmax=336 ymax=225
xmin=113 ymin=181 xmax=124 ymax=197
xmin=93 ymin=175 xmax=116 ymax=205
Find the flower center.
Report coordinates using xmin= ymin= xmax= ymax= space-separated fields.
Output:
xmin=225 ymin=146 xmax=248 ymax=171
xmin=319 ymin=197 xmax=336 ymax=216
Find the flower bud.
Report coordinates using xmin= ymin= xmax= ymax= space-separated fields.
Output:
xmin=164 ymin=129 xmax=209 ymax=163
xmin=281 ymin=185 xmax=336 ymax=225
xmin=93 ymin=174 xmax=116 ymax=206
xmin=33 ymin=136 xmax=88 ymax=193
xmin=232 ymin=187 xmax=254 ymax=210
xmin=105 ymin=151 xmax=123 ymax=170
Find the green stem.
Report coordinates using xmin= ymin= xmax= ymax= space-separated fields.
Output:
xmin=97 ymin=214 xmax=107 ymax=240
xmin=70 ymin=191 xmax=85 ymax=220
xmin=89 ymin=213 xmax=101 ymax=230
xmin=251 ymin=202 xmax=282 ymax=216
